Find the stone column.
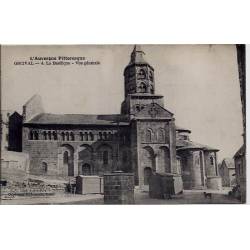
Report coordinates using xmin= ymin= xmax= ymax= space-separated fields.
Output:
xmin=74 ymin=150 xmax=79 ymax=176
xmin=169 ymin=119 xmax=177 ymax=174
xmin=214 ymin=152 xmax=218 ymax=176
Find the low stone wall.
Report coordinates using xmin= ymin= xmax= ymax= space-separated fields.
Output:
xmin=1 ymin=151 xmax=30 ymax=180
xmin=104 ymin=172 xmax=134 ymax=204
xmin=149 ymin=173 xmax=183 ymax=199
xmin=76 ymin=175 xmax=103 ymax=195
xmin=206 ymin=176 xmax=222 ymax=190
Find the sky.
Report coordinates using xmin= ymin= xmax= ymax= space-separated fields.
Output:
xmin=1 ymin=45 xmax=243 ymax=162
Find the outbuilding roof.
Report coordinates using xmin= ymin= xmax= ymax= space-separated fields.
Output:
xmin=24 ymin=113 xmax=130 ymax=126
xmin=175 ymin=125 xmax=191 ymax=133
xmin=176 ymin=139 xmax=219 ymax=152
xmin=221 ymin=158 xmax=235 ymax=169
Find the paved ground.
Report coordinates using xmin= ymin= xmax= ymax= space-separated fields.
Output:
xmin=1 ymin=189 xmax=241 ymax=205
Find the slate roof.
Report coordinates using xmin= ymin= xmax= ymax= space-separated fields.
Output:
xmin=222 ymin=158 xmax=235 ymax=169
xmin=175 ymin=125 xmax=191 ymax=133
xmin=176 ymin=139 xmax=219 ymax=151
xmin=24 ymin=113 xmax=130 ymax=126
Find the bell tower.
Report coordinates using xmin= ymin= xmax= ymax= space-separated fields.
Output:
xmin=121 ymin=45 xmax=165 ymax=116
xmin=124 ymin=45 xmax=155 ymax=96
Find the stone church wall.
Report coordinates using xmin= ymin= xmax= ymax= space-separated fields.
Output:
xmin=22 ymin=126 xmax=132 ymax=177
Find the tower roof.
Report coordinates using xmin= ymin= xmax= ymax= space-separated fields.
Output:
xmin=129 ymin=45 xmax=148 ymax=65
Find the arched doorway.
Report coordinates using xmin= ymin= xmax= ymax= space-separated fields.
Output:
xmin=144 ymin=167 xmax=152 ymax=185
xmin=78 ymin=145 xmax=93 ymax=175
xmin=141 ymin=146 xmax=156 ymax=185
xmin=82 ymin=163 xmax=91 ymax=175
xmin=60 ymin=144 xmax=74 ymax=176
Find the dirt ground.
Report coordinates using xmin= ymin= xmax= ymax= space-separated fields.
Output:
xmin=0 ymin=189 xmax=241 ymax=205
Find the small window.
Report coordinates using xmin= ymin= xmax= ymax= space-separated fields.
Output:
xmin=43 ymin=131 xmax=47 ymax=140
xmin=48 ymin=131 xmax=52 ymax=140
xmin=146 ymin=129 xmax=152 ymax=142
xmin=135 ymin=105 xmax=141 ymax=112
xmin=139 ymin=82 xmax=147 ymax=93
xmin=108 ymin=132 xmax=112 ymax=141
xmin=80 ymin=132 xmax=84 ymax=141
xmin=99 ymin=132 xmax=102 ymax=140
xmin=210 ymin=156 xmax=214 ymax=165
xmin=70 ymin=132 xmax=75 ymax=141
xmin=53 ymin=131 xmax=57 ymax=140
xmin=61 ymin=132 xmax=65 ymax=141
xmin=138 ymin=69 xmax=146 ymax=79
xmin=66 ymin=132 xmax=69 ymax=141
xmin=84 ymin=132 xmax=88 ymax=141
xmin=103 ymin=132 xmax=107 ymax=140
xmin=42 ymin=162 xmax=48 ymax=173
xmin=89 ymin=132 xmax=94 ymax=141
xmin=34 ymin=131 xmax=39 ymax=140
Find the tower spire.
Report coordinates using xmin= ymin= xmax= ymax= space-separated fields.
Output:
xmin=129 ymin=45 xmax=147 ymax=64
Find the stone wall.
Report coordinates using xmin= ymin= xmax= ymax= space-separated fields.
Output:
xmin=22 ymin=125 xmax=132 ymax=177
xmin=136 ymin=119 xmax=176 ymax=187
xmin=104 ymin=172 xmax=134 ymax=204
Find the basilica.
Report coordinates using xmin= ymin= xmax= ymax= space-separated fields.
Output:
xmin=21 ymin=46 xmax=221 ymax=189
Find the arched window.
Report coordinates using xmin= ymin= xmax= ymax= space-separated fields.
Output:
xmin=29 ymin=131 xmax=34 ymax=140
xmin=146 ymin=129 xmax=153 ymax=142
xmin=61 ymin=132 xmax=65 ymax=141
xmin=84 ymin=132 xmax=88 ymax=141
xmin=89 ymin=132 xmax=94 ymax=141
xmin=43 ymin=131 xmax=47 ymax=140
xmin=135 ymin=105 xmax=141 ymax=112
xmin=66 ymin=132 xmax=69 ymax=141
xmin=103 ymin=151 xmax=109 ymax=165
xmin=99 ymin=132 xmax=102 ymax=140
xmin=53 ymin=131 xmax=57 ymax=140
xmin=157 ymin=128 xmax=165 ymax=142
xmin=70 ymin=132 xmax=74 ymax=141
xmin=79 ymin=132 xmax=83 ymax=141
xmin=138 ymin=69 xmax=146 ymax=79
xmin=103 ymin=132 xmax=107 ymax=140
xmin=139 ymin=82 xmax=147 ymax=93
xmin=210 ymin=156 xmax=214 ymax=165
xmin=48 ymin=131 xmax=52 ymax=140
xmin=34 ymin=131 xmax=39 ymax=140
xmin=108 ymin=132 xmax=112 ymax=141
xmin=42 ymin=162 xmax=48 ymax=173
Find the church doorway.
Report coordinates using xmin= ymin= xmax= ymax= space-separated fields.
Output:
xmin=82 ymin=163 xmax=91 ymax=175
xmin=60 ymin=144 xmax=75 ymax=177
xmin=144 ymin=167 xmax=152 ymax=185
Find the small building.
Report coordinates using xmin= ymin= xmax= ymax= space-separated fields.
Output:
xmin=219 ymin=158 xmax=236 ymax=187
xmin=0 ymin=110 xmax=22 ymax=152
xmin=234 ymin=145 xmax=246 ymax=202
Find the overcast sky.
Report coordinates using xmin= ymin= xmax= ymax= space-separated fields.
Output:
xmin=1 ymin=45 xmax=243 ymax=161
